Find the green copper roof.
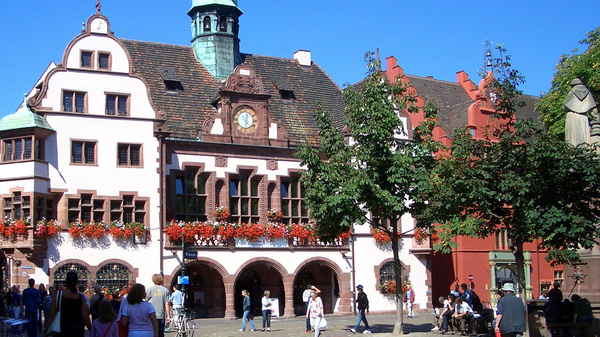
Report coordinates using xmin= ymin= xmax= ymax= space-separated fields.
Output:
xmin=188 ymin=0 xmax=242 ymax=13
xmin=0 ymin=96 xmax=54 ymax=132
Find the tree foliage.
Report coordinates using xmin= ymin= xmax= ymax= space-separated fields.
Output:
xmin=296 ymin=52 xmax=441 ymax=334
xmin=537 ymin=26 xmax=600 ymax=139
xmin=416 ymin=46 xmax=600 ymax=306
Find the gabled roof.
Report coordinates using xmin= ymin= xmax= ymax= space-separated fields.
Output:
xmin=0 ymin=97 xmax=54 ymax=132
xmin=406 ymin=74 xmax=474 ymax=136
xmin=405 ymin=74 xmax=540 ymax=136
xmin=121 ymin=40 xmax=345 ymax=147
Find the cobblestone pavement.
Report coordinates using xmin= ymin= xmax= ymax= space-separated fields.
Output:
xmin=164 ymin=313 xmax=493 ymax=337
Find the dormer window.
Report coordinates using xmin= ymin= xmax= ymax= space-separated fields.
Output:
xmin=81 ymin=51 xmax=93 ymax=68
xmin=280 ymin=90 xmax=296 ymax=100
xmin=160 ymin=67 xmax=183 ymax=92
xmin=219 ymin=16 xmax=227 ymax=32
xmin=203 ymin=16 xmax=211 ymax=32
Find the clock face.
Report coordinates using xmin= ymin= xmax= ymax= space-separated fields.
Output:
xmin=234 ymin=108 xmax=257 ymax=133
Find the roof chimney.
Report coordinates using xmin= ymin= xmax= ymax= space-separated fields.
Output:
xmin=293 ymin=50 xmax=311 ymax=67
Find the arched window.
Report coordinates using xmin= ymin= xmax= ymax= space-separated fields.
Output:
xmin=219 ymin=16 xmax=227 ymax=32
xmin=203 ymin=16 xmax=211 ymax=32
xmin=96 ymin=263 xmax=133 ymax=293
xmin=379 ymin=261 xmax=407 ymax=285
xmin=53 ymin=263 xmax=89 ymax=289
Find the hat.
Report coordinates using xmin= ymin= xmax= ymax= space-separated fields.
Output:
xmin=94 ymin=284 xmax=102 ymax=292
xmin=501 ymin=283 xmax=515 ymax=292
xmin=356 ymin=285 xmax=364 ymax=290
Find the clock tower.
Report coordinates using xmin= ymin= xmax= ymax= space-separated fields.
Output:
xmin=188 ymin=0 xmax=242 ymax=79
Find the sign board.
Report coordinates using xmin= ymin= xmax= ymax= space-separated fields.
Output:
xmin=270 ymin=298 xmax=280 ymax=317
xmin=468 ymin=274 xmax=474 ymax=281
xmin=184 ymin=250 xmax=197 ymax=259
xmin=178 ymin=276 xmax=189 ymax=285
xmin=20 ymin=270 xmax=28 ymax=278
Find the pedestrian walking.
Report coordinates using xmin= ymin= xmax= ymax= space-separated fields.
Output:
xmin=495 ymin=283 xmax=526 ymax=337
xmin=405 ymin=281 xmax=415 ymax=318
xmin=239 ymin=289 xmax=257 ymax=332
xmin=303 ymin=284 xmax=321 ymax=332
xmin=146 ymin=274 xmax=170 ymax=337
xmin=120 ymin=283 xmax=159 ymax=337
xmin=261 ymin=290 xmax=272 ymax=331
xmin=90 ymin=301 xmax=118 ymax=337
xmin=350 ymin=285 xmax=371 ymax=334
xmin=306 ymin=289 xmax=324 ymax=337
xmin=168 ymin=285 xmax=184 ymax=331
xmin=22 ymin=278 xmax=41 ymax=337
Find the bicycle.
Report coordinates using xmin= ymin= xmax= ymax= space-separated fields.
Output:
xmin=171 ymin=308 xmax=195 ymax=337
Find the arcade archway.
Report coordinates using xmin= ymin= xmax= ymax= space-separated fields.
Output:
xmin=293 ymin=260 xmax=343 ymax=316
xmin=171 ymin=261 xmax=226 ymax=318
xmin=234 ymin=262 xmax=285 ymax=318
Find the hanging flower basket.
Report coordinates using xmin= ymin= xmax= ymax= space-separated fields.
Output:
xmin=214 ymin=206 xmax=231 ymax=222
xmin=266 ymin=209 xmax=284 ymax=222
xmin=379 ymin=280 xmax=409 ymax=294
xmin=34 ymin=219 xmax=61 ymax=239
xmin=0 ymin=218 xmax=29 ymax=240
xmin=372 ymin=228 xmax=402 ymax=244
xmin=68 ymin=221 xmax=106 ymax=239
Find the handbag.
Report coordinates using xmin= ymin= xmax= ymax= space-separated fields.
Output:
xmin=47 ymin=290 xmax=62 ymax=335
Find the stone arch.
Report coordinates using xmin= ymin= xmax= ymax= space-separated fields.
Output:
xmin=293 ymin=257 xmax=351 ymax=315
xmin=374 ymin=257 xmax=411 ymax=291
xmin=50 ymin=259 xmax=93 ymax=289
xmin=231 ymin=257 xmax=289 ymax=318
xmin=165 ymin=257 xmax=229 ymax=318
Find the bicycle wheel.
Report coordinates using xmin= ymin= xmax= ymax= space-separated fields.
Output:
xmin=184 ymin=317 xmax=195 ymax=337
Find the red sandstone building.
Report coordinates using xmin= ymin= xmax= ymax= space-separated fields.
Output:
xmin=383 ymin=56 xmax=561 ymax=304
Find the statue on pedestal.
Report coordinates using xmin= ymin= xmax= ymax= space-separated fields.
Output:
xmin=564 ymin=78 xmax=598 ymax=147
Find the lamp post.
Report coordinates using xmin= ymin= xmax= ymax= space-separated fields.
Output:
xmin=180 ymin=222 xmax=186 ymax=295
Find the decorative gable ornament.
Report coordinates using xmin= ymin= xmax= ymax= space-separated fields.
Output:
xmin=220 ymin=66 xmax=267 ymax=95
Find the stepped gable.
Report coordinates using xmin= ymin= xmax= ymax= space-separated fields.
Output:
xmin=406 ymin=74 xmax=474 ymax=137
xmin=122 ymin=39 xmax=344 ymax=146
xmin=406 ymin=74 xmax=540 ymax=137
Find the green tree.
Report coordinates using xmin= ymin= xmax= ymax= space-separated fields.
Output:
xmin=537 ymin=27 xmax=600 ymax=138
xmin=296 ymin=52 xmax=441 ymax=334
xmin=416 ymin=46 xmax=600 ymax=308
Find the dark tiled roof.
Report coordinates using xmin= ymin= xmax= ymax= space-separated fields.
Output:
xmin=405 ymin=74 xmax=540 ymax=136
xmin=406 ymin=74 xmax=474 ymax=136
xmin=121 ymin=40 xmax=344 ymax=147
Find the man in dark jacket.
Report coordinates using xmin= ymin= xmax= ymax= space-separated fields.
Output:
xmin=350 ymin=285 xmax=371 ymax=334
xmin=495 ymin=283 xmax=526 ymax=337
xmin=22 ymin=278 xmax=41 ymax=337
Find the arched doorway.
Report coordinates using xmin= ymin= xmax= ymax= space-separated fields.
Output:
xmin=496 ymin=266 xmax=519 ymax=292
xmin=234 ymin=269 xmax=262 ymax=317
xmin=293 ymin=261 xmax=340 ymax=316
xmin=234 ymin=262 xmax=285 ymax=318
xmin=171 ymin=261 xmax=225 ymax=318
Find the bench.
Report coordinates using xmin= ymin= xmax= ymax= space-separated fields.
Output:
xmin=546 ymin=321 xmax=592 ymax=337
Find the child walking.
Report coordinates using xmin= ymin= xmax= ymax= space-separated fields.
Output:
xmin=91 ymin=301 xmax=119 ymax=337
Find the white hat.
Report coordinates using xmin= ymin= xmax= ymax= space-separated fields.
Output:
xmin=501 ymin=283 xmax=515 ymax=292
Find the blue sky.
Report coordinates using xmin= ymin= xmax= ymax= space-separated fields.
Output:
xmin=0 ymin=1 xmax=598 ymax=117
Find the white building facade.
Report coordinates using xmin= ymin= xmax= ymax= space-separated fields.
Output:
xmin=0 ymin=1 xmax=432 ymax=318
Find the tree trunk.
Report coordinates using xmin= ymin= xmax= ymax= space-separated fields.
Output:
xmin=513 ymin=242 xmax=530 ymax=337
xmin=391 ymin=220 xmax=404 ymax=334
